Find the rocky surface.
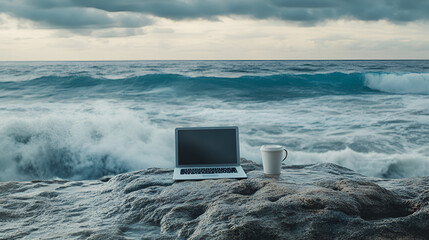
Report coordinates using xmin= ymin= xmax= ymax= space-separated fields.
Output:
xmin=1 ymin=159 xmax=429 ymax=239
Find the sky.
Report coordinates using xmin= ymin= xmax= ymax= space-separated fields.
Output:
xmin=0 ymin=0 xmax=429 ymax=60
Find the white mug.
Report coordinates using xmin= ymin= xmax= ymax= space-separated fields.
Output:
xmin=260 ymin=145 xmax=288 ymax=176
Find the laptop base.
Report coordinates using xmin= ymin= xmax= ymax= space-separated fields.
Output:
xmin=173 ymin=166 xmax=247 ymax=180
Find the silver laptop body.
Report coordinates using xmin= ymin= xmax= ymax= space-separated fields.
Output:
xmin=173 ymin=126 xmax=247 ymax=180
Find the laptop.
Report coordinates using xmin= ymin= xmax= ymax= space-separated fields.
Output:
xmin=173 ymin=126 xmax=247 ymax=180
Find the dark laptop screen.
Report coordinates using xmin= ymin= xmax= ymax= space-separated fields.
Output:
xmin=177 ymin=128 xmax=238 ymax=166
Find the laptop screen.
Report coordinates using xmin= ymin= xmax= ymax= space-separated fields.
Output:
xmin=176 ymin=128 xmax=238 ymax=166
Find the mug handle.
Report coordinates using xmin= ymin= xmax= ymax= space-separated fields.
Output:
xmin=282 ymin=148 xmax=288 ymax=162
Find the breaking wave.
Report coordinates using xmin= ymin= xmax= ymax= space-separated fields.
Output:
xmin=1 ymin=63 xmax=429 ymax=181
xmin=365 ymin=73 xmax=429 ymax=94
xmin=2 ymin=72 xmax=429 ymax=102
xmin=284 ymin=148 xmax=429 ymax=179
xmin=0 ymin=107 xmax=174 ymax=181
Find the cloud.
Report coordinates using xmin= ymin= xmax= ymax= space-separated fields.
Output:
xmin=2 ymin=2 xmax=152 ymax=28
xmin=84 ymin=28 xmax=145 ymax=38
xmin=71 ymin=0 xmax=429 ymax=23
xmin=152 ymin=28 xmax=175 ymax=34
xmin=0 ymin=0 xmax=152 ymax=36
xmin=1 ymin=0 xmax=429 ymax=36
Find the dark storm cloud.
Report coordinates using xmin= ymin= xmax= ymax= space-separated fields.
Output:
xmin=0 ymin=0 xmax=152 ymax=31
xmin=69 ymin=0 xmax=429 ymax=23
xmin=1 ymin=0 xmax=428 ymax=33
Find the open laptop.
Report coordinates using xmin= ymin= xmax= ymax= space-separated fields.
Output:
xmin=173 ymin=126 xmax=247 ymax=180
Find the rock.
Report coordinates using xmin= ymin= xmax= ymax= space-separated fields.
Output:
xmin=1 ymin=159 xmax=428 ymax=239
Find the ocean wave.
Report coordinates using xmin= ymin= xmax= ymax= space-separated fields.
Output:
xmin=0 ymin=106 xmax=174 ymax=181
xmin=2 ymin=100 xmax=428 ymax=181
xmin=364 ymin=73 xmax=429 ymax=94
xmin=1 ymin=61 xmax=429 ymax=182
xmin=3 ymin=72 xmax=428 ymax=99
xmin=0 ymin=72 xmax=373 ymax=100
xmin=283 ymin=148 xmax=429 ymax=179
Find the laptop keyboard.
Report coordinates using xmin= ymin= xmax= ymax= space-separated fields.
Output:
xmin=180 ymin=167 xmax=238 ymax=175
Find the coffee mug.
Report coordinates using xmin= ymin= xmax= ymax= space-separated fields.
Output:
xmin=260 ymin=145 xmax=288 ymax=176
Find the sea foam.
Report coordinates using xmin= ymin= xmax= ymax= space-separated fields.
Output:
xmin=0 ymin=103 xmax=174 ymax=181
xmin=1 ymin=61 xmax=429 ymax=181
xmin=365 ymin=73 xmax=429 ymax=94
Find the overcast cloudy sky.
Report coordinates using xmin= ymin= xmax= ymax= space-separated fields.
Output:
xmin=1 ymin=0 xmax=428 ymax=60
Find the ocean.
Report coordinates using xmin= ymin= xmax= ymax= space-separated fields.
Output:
xmin=1 ymin=60 xmax=429 ymax=181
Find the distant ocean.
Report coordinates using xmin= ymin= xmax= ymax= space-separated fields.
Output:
xmin=1 ymin=60 xmax=429 ymax=181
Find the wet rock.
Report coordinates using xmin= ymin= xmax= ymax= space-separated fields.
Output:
xmin=106 ymin=159 xmax=429 ymax=239
xmin=1 ymin=159 xmax=428 ymax=239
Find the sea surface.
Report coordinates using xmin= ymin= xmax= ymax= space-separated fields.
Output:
xmin=1 ymin=60 xmax=429 ymax=181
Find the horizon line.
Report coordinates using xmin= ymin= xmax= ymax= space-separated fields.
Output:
xmin=1 ymin=59 xmax=429 ymax=62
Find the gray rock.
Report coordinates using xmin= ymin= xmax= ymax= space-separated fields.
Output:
xmin=0 ymin=159 xmax=428 ymax=239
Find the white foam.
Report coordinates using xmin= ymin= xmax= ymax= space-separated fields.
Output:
xmin=0 ymin=102 xmax=174 ymax=181
xmin=365 ymin=73 xmax=429 ymax=94
xmin=1 ymin=93 xmax=428 ymax=180
xmin=242 ymin=146 xmax=429 ymax=178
